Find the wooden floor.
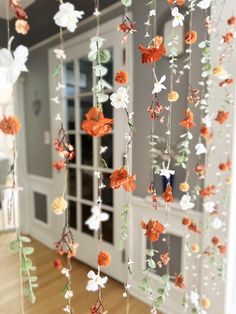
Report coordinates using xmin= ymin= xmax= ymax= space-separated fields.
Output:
xmin=0 ymin=233 xmax=150 ymax=314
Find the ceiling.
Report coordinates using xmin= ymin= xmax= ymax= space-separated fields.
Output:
xmin=0 ymin=0 xmax=36 ymax=19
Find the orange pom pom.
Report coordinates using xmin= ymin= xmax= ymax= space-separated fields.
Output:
xmin=0 ymin=116 xmax=21 ymax=135
xmin=97 ymin=251 xmax=111 ymax=267
xmin=115 ymin=70 xmax=129 ymax=85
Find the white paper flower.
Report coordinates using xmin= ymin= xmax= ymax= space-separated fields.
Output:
xmin=197 ymin=0 xmax=212 ymax=10
xmin=180 ymin=194 xmax=195 ymax=211
xmin=171 ymin=7 xmax=184 ymax=27
xmin=203 ymin=201 xmax=215 ymax=213
xmin=149 ymin=10 xmax=156 ymax=16
xmin=202 ymin=114 xmax=212 ymax=128
xmin=211 ymin=217 xmax=223 ymax=230
xmin=64 ymin=290 xmax=73 ymax=299
xmin=86 ymin=270 xmax=108 ymax=291
xmin=190 ymin=291 xmax=199 ymax=306
xmin=54 ymin=48 xmax=66 ymax=60
xmin=54 ymin=2 xmax=84 ymax=32
xmin=61 ymin=268 xmax=70 ymax=278
xmin=195 ymin=143 xmax=207 ymax=155
xmin=85 ymin=204 xmax=109 ymax=231
xmin=152 ymin=75 xmax=167 ymax=94
xmin=159 ymin=168 xmax=175 ymax=180
xmin=110 ymin=87 xmax=129 ymax=109
xmin=63 ymin=305 xmax=71 ymax=313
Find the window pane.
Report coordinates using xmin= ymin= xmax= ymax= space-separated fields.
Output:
xmin=81 ymin=203 xmax=94 ymax=236
xmin=68 ymin=167 xmax=77 ymax=197
xmin=64 ymin=62 xmax=75 ymax=96
xmin=101 ymin=172 xmax=113 ymax=207
xmin=34 ymin=192 xmax=47 ymax=223
xmin=80 ymin=95 xmax=93 ymax=127
xmin=81 ymin=135 xmax=93 ymax=166
xmin=68 ymin=200 xmax=77 ymax=229
xmin=68 ymin=134 xmax=76 ymax=164
xmin=102 ymin=95 xmax=113 ymax=119
xmin=99 ymin=135 xmax=113 ymax=169
xmin=101 ymin=210 xmax=113 ymax=244
xmin=66 ymin=99 xmax=75 ymax=130
xmin=147 ymin=234 xmax=182 ymax=280
xmin=79 ymin=57 xmax=93 ymax=93
xmin=81 ymin=169 xmax=93 ymax=201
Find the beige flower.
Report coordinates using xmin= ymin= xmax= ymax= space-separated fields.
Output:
xmin=167 ymin=91 xmax=179 ymax=102
xmin=52 ymin=197 xmax=68 ymax=215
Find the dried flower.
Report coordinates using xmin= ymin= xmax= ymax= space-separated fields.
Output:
xmin=110 ymin=167 xmax=136 ymax=192
xmin=191 ymin=243 xmax=200 ymax=253
xmin=53 ymin=258 xmax=62 ymax=270
xmin=228 ymin=16 xmax=236 ymax=25
xmin=194 ymin=164 xmax=206 ymax=178
xmin=160 ymin=252 xmax=170 ymax=266
xmin=115 ymin=70 xmax=129 ymax=84
xmin=184 ymin=30 xmax=198 ymax=44
xmin=0 ymin=116 xmax=21 ymax=135
xmin=167 ymin=91 xmax=179 ymax=102
xmin=97 ymin=251 xmax=111 ymax=267
xmin=213 ymin=65 xmax=224 ymax=77
xmin=138 ymin=36 xmax=166 ymax=63
xmin=82 ymin=107 xmax=113 ymax=137
xmin=218 ymin=244 xmax=227 ymax=254
xmin=141 ymin=219 xmax=165 ymax=242
xmin=52 ymin=197 xmax=68 ymax=215
xmin=219 ymin=78 xmax=234 ymax=87
xmin=174 ymin=273 xmax=185 ymax=289
xmin=223 ymin=32 xmax=234 ymax=44
xmin=211 ymin=236 xmax=220 ymax=246
xmin=163 ymin=183 xmax=174 ymax=203
xmin=188 ymin=222 xmax=201 ymax=233
xmin=215 ymin=111 xmax=229 ymax=124
xmin=200 ymin=125 xmax=212 ymax=140
xmin=182 ymin=217 xmax=191 ymax=226
xmin=219 ymin=160 xmax=231 ymax=171
xmin=180 ymin=109 xmax=196 ymax=128
xmin=167 ymin=0 xmax=185 ymax=5
xmin=15 ymin=19 xmax=30 ymax=35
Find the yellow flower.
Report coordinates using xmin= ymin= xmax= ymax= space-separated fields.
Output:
xmin=201 ymin=297 xmax=211 ymax=309
xmin=191 ymin=243 xmax=200 ymax=253
xmin=213 ymin=65 xmax=224 ymax=77
xmin=179 ymin=182 xmax=189 ymax=192
xmin=168 ymin=91 xmax=179 ymax=102
xmin=52 ymin=197 xmax=68 ymax=215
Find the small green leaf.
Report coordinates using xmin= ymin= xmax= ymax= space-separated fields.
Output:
xmin=23 ymin=247 xmax=34 ymax=255
xmin=9 ymin=240 xmax=20 ymax=252
xmin=99 ymin=49 xmax=111 ymax=63
xmin=20 ymin=236 xmax=31 ymax=243
xmin=30 ymin=276 xmax=38 ymax=282
xmin=121 ymin=0 xmax=132 ymax=7
xmin=147 ymin=259 xmax=156 ymax=269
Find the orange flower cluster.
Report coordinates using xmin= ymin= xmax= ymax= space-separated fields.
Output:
xmin=53 ymin=160 xmax=65 ymax=172
xmin=211 ymin=237 xmax=227 ymax=254
xmin=141 ymin=219 xmax=165 ymax=242
xmin=0 ymin=116 xmax=21 ymax=135
xmin=219 ymin=78 xmax=234 ymax=87
xmin=223 ymin=32 xmax=234 ymax=44
xmin=53 ymin=258 xmax=62 ymax=270
xmin=110 ymin=167 xmax=136 ymax=192
xmin=9 ymin=0 xmax=30 ymax=35
xmin=167 ymin=0 xmax=185 ymax=5
xmin=200 ymin=125 xmax=213 ymax=140
xmin=194 ymin=164 xmax=206 ymax=178
xmin=174 ymin=273 xmax=185 ymax=289
xmin=199 ymin=185 xmax=216 ymax=198
xmin=97 ymin=251 xmax=111 ymax=267
xmin=139 ymin=36 xmax=166 ymax=64
xmin=219 ymin=159 xmax=231 ymax=171
xmin=185 ymin=31 xmax=198 ymax=45
xmin=180 ymin=109 xmax=196 ymax=129
xmin=163 ymin=183 xmax=174 ymax=203
xmin=215 ymin=110 xmax=229 ymax=124
xmin=82 ymin=107 xmax=113 ymax=137
xmin=182 ymin=217 xmax=201 ymax=233
xmin=115 ymin=70 xmax=129 ymax=85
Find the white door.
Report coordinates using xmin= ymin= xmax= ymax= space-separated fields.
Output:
xmin=49 ymin=17 xmax=131 ymax=282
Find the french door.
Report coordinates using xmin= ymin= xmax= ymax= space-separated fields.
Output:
xmin=49 ymin=17 xmax=131 ymax=282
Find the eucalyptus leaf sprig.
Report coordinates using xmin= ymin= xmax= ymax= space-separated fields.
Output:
xmin=9 ymin=234 xmax=38 ymax=304
xmin=152 ymin=274 xmax=171 ymax=310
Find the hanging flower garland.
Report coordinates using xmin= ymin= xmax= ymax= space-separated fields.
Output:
xmin=51 ymin=1 xmax=84 ymax=312
xmin=9 ymin=0 xmax=30 ymax=35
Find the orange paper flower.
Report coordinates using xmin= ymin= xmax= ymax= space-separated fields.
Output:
xmin=200 ymin=125 xmax=212 ymax=140
xmin=180 ymin=109 xmax=196 ymax=129
xmin=0 ymin=116 xmax=21 ymax=135
xmin=215 ymin=111 xmax=229 ymax=124
xmin=115 ymin=70 xmax=129 ymax=84
xmin=212 ymin=236 xmax=220 ymax=246
xmin=218 ymin=245 xmax=227 ymax=254
xmin=53 ymin=258 xmax=62 ymax=270
xmin=219 ymin=78 xmax=234 ymax=87
xmin=53 ymin=160 xmax=65 ymax=172
xmin=167 ymin=0 xmax=185 ymax=5
xmin=162 ymin=183 xmax=174 ymax=203
xmin=82 ymin=107 xmax=113 ymax=137
xmin=141 ymin=219 xmax=165 ymax=242
xmin=228 ymin=16 xmax=236 ymax=25
xmin=174 ymin=273 xmax=185 ymax=289
xmin=223 ymin=32 xmax=234 ymax=44
xmin=188 ymin=222 xmax=201 ymax=233
xmin=219 ymin=160 xmax=231 ymax=171
xmin=98 ymin=251 xmax=111 ymax=267
xmin=199 ymin=185 xmax=216 ymax=198
xmin=194 ymin=164 xmax=206 ymax=178
xmin=110 ymin=167 xmax=136 ymax=192
xmin=184 ymin=31 xmax=198 ymax=45
xmin=138 ymin=36 xmax=166 ymax=64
